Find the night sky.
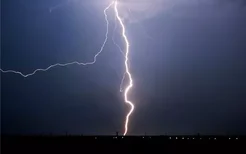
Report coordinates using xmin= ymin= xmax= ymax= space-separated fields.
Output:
xmin=1 ymin=0 xmax=246 ymax=135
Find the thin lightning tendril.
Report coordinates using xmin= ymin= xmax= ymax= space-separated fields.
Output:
xmin=0 ymin=2 xmax=114 ymax=77
xmin=120 ymin=72 xmax=126 ymax=92
xmin=112 ymin=13 xmax=125 ymax=57
xmin=112 ymin=8 xmax=126 ymax=93
xmin=0 ymin=0 xmax=134 ymax=136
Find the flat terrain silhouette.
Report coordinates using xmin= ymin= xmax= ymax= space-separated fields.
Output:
xmin=2 ymin=135 xmax=245 ymax=154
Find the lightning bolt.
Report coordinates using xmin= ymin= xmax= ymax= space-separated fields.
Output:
xmin=112 ymin=12 xmax=125 ymax=57
xmin=0 ymin=2 xmax=114 ymax=77
xmin=112 ymin=6 xmax=126 ymax=93
xmin=1 ymin=0 xmax=135 ymax=136
xmin=114 ymin=0 xmax=134 ymax=136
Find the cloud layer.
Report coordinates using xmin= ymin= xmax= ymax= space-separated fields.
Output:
xmin=116 ymin=0 xmax=246 ymax=23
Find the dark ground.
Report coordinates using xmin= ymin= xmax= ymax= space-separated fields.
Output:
xmin=1 ymin=135 xmax=245 ymax=154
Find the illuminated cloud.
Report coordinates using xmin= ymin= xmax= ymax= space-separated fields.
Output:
xmin=112 ymin=0 xmax=246 ymax=23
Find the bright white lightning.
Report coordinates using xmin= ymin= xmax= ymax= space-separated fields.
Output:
xmin=114 ymin=0 xmax=134 ymax=136
xmin=112 ymin=10 xmax=126 ymax=93
xmin=1 ymin=0 xmax=134 ymax=136
xmin=0 ymin=2 xmax=114 ymax=77
xmin=112 ymin=14 xmax=125 ymax=57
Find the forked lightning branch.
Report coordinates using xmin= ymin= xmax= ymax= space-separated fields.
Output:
xmin=0 ymin=0 xmax=134 ymax=136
